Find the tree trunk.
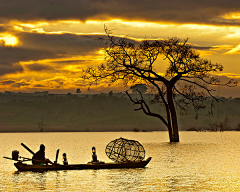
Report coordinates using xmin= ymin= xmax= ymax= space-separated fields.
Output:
xmin=167 ymin=86 xmax=180 ymax=142
xmin=167 ymin=124 xmax=174 ymax=142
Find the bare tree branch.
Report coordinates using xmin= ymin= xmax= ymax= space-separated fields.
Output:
xmin=82 ymin=27 xmax=237 ymax=142
xmin=125 ymin=90 xmax=168 ymax=127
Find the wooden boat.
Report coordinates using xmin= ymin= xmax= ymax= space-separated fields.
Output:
xmin=14 ymin=157 xmax=152 ymax=172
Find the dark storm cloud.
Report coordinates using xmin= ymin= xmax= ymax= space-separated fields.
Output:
xmin=0 ymin=79 xmax=30 ymax=88
xmin=0 ymin=32 xmax=106 ymax=76
xmin=191 ymin=46 xmax=212 ymax=50
xmin=12 ymin=82 xmax=30 ymax=87
xmin=17 ymin=32 xmax=103 ymax=55
xmin=0 ymin=53 xmax=23 ymax=76
xmin=33 ymin=84 xmax=48 ymax=88
xmin=0 ymin=30 xmax=216 ymax=76
xmin=0 ymin=0 xmax=240 ymax=25
xmin=0 ymin=25 xmax=8 ymax=32
xmin=0 ymin=80 xmax=15 ymax=85
xmin=25 ymin=64 xmax=54 ymax=72
xmin=0 ymin=46 xmax=54 ymax=75
xmin=49 ymin=60 xmax=89 ymax=64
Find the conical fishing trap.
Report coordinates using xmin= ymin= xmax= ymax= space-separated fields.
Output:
xmin=105 ymin=137 xmax=145 ymax=162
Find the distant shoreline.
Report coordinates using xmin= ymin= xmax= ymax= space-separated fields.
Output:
xmin=0 ymin=130 xmax=157 ymax=133
xmin=0 ymin=124 xmax=164 ymax=133
xmin=1 ymin=130 xmax=239 ymax=133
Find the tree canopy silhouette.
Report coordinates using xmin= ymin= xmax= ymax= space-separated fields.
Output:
xmin=83 ymin=27 xmax=237 ymax=142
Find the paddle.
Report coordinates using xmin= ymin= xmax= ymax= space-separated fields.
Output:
xmin=54 ymin=149 xmax=59 ymax=164
xmin=21 ymin=143 xmax=35 ymax=155
xmin=4 ymin=156 xmax=34 ymax=162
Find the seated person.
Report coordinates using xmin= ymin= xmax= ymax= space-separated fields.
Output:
xmin=32 ymin=144 xmax=52 ymax=165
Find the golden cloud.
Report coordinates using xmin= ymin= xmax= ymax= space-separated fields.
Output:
xmin=217 ymin=73 xmax=240 ymax=79
xmin=221 ymin=12 xmax=240 ymax=19
xmin=224 ymin=44 xmax=240 ymax=54
xmin=0 ymin=33 xmax=18 ymax=46
xmin=0 ymin=18 xmax=238 ymax=96
xmin=210 ymin=45 xmax=233 ymax=51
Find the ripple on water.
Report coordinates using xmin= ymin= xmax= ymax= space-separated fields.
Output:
xmin=1 ymin=132 xmax=240 ymax=191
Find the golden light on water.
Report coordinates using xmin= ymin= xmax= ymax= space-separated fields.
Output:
xmin=1 ymin=132 xmax=240 ymax=191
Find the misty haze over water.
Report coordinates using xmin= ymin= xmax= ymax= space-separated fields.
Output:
xmin=0 ymin=93 xmax=239 ymax=132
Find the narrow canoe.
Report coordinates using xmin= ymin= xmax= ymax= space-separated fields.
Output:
xmin=14 ymin=157 xmax=152 ymax=172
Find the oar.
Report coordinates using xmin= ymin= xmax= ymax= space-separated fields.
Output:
xmin=3 ymin=156 xmax=18 ymax=161
xmin=54 ymin=149 xmax=59 ymax=164
xmin=3 ymin=156 xmax=33 ymax=162
xmin=21 ymin=143 xmax=35 ymax=155
xmin=3 ymin=156 xmax=56 ymax=165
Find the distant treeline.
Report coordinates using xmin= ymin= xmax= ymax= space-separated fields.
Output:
xmin=0 ymin=93 xmax=239 ymax=132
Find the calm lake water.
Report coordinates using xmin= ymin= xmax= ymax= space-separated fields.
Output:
xmin=1 ymin=132 xmax=240 ymax=191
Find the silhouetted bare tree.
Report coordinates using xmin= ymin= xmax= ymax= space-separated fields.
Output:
xmin=83 ymin=27 xmax=237 ymax=142
xmin=38 ymin=119 xmax=46 ymax=132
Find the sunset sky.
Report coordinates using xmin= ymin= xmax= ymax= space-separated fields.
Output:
xmin=0 ymin=0 xmax=240 ymax=97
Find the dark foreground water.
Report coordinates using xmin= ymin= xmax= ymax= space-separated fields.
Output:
xmin=1 ymin=132 xmax=240 ymax=191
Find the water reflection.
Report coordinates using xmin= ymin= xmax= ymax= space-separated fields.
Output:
xmin=104 ymin=169 xmax=146 ymax=191
xmin=90 ymin=170 xmax=99 ymax=190
xmin=54 ymin=171 xmax=60 ymax=190
xmin=38 ymin=173 xmax=46 ymax=190
xmin=1 ymin=132 xmax=240 ymax=191
xmin=11 ymin=171 xmax=47 ymax=191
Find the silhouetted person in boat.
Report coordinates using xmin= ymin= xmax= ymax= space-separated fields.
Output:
xmin=32 ymin=144 xmax=52 ymax=165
